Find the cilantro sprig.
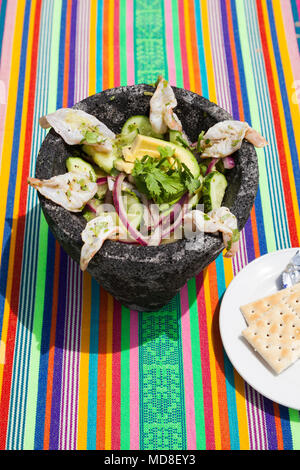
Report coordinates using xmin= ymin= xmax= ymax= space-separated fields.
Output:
xmin=132 ymin=146 xmax=200 ymax=204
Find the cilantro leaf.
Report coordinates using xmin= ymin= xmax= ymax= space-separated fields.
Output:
xmin=132 ymin=152 xmax=200 ymax=204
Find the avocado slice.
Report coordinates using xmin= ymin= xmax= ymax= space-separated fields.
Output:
xmin=122 ymin=134 xmax=200 ymax=178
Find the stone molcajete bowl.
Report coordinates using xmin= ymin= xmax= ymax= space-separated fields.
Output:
xmin=35 ymin=84 xmax=259 ymax=311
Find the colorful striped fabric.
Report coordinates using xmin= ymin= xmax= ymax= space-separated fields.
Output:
xmin=0 ymin=0 xmax=299 ymax=451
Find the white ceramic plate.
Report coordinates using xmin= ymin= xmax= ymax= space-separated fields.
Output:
xmin=219 ymin=248 xmax=300 ymax=410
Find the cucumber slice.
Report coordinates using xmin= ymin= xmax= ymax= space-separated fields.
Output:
xmin=202 ymin=171 xmax=228 ymax=212
xmin=122 ymin=189 xmax=143 ymax=229
xmin=82 ymin=144 xmax=118 ymax=175
xmin=66 ymin=156 xmax=97 ymax=182
xmin=121 ymin=115 xmax=164 ymax=145
xmin=169 ymin=130 xmax=189 ymax=148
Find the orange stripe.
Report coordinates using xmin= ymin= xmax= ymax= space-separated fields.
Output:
xmin=273 ymin=403 xmax=284 ymax=450
xmin=43 ymin=243 xmax=60 ymax=449
xmin=96 ymin=287 xmax=107 ymax=449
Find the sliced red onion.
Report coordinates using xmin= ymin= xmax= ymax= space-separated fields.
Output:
xmin=113 ymin=173 xmax=149 ymax=246
xmin=154 ymin=194 xmax=186 ymax=230
xmin=161 ymin=194 xmax=189 ymax=239
xmin=96 ymin=177 xmax=107 ymax=185
xmin=85 ymin=203 xmax=97 ymax=214
xmin=223 ymin=156 xmax=235 ymax=169
xmin=205 ymin=158 xmax=220 ymax=175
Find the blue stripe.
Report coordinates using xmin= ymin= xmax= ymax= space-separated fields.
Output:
xmin=279 ymin=405 xmax=294 ymax=450
xmin=86 ymin=279 xmax=100 ymax=450
xmin=96 ymin=0 xmax=103 ymax=92
xmin=194 ymin=0 xmax=209 ymax=99
xmin=290 ymin=0 xmax=300 ymax=50
xmin=0 ymin=0 xmax=7 ymax=63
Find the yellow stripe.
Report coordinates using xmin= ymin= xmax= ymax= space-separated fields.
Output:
xmin=89 ymin=0 xmax=97 ymax=96
xmin=201 ymin=1 xmax=217 ymax=103
xmin=105 ymin=293 xmax=113 ymax=450
xmin=77 ymin=273 xmax=91 ymax=450
xmin=203 ymin=268 xmax=221 ymax=449
xmin=223 ymin=255 xmax=234 ymax=288
xmin=108 ymin=0 xmax=114 ymax=89
xmin=0 ymin=0 xmax=35 ymax=398
xmin=263 ymin=1 xmax=300 ymax=239
xmin=0 ymin=340 xmax=5 ymax=365
xmin=183 ymin=0 xmax=195 ymax=92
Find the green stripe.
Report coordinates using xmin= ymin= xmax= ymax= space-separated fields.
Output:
xmin=139 ymin=298 xmax=187 ymax=450
xmin=120 ymin=306 xmax=130 ymax=450
xmin=119 ymin=0 xmax=127 ymax=86
xmin=289 ymin=409 xmax=300 ymax=450
xmin=23 ymin=0 xmax=61 ymax=449
xmin=187 ymin=279 xmax=206 ymax=449
xmin=235 ymin=0 xmax=275 ymax=252
xmin=133 ymin=0 xmax=168 ymax=84
xmin=171 ymin=0 xmax=183 ymax=88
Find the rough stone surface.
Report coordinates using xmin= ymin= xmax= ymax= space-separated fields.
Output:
xmin=35 ymin=85 xmax=259 ymax=311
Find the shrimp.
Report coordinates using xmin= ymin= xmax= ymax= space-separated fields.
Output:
xmin=39 ymin=108 xmax=115 ymax=152
xmin=208 ymin=207 xmax=240 ymax=257
xmin=184 ymin=206 xmax=240 ymax=257
xmin=80 ymin=213 xmax=119 ymax=270
xmin=28 ymin=172 xmax=98 ymax=212
xmin=199 ymin=120 xmax=267 ymax=158
xmin=149 ymin=76 xmax=182 ymax=134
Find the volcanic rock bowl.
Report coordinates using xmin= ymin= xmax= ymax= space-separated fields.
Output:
xmin=35 ymin=84 xmax=259 ymax=311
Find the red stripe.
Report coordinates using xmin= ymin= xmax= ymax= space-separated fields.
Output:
xmin=256 ymin=0 xmax=299 ymax=246
xmin=111 ymin=299 xmax=121 ymax=449
xmin=195 ymin=271 xmax=215 ymax=449
xmin=178 ymin=0 xmax=190 ymax=89
xmin=0 ymin=0 xmax=42 ymax=449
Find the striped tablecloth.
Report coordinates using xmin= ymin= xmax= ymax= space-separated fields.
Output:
xmin=0 ymin=0 xmax=299 ymax=451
